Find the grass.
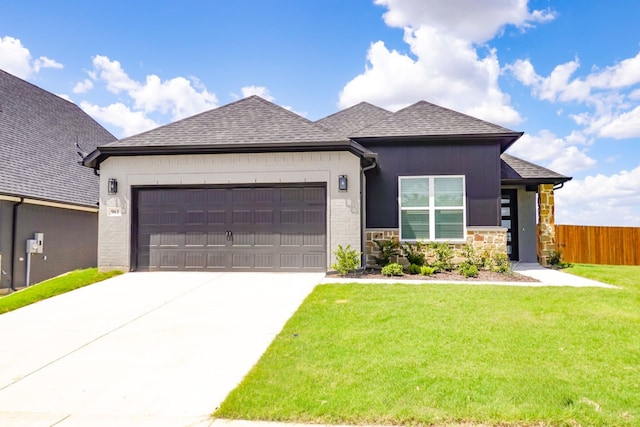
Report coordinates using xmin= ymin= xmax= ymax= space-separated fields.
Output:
xmin=215 ymin=264 xmax=640 ymax=426
xmin=0 ymin=268 xmax=122 ymax=314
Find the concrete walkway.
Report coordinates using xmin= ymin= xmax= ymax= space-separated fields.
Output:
xmin=0 ymin=272 xmax=323 ymax=427
xmin=322 ymin=262 xmax=617 ymax=288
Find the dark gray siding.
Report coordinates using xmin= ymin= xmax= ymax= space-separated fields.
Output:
xmin=0 ymin=201 xmax=14 ymax=288
xmin=1 ymin=203 xmax=97 ymax=288
xmin=363 ymin=141 xmax=501 ymax=228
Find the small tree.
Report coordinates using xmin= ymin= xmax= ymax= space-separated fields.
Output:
xmin=332 ymin=244 xmax=362 ymax=276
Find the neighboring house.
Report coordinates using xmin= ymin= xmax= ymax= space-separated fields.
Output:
xmin=0 ymin=69 xmax=116 ymax=290
xmin=83 ymin=96 xmax=570 ymax=273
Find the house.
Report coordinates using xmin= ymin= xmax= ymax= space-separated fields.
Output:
xmin=82 ymin=96 xmax=570 ymax=273
xmin=0 ymin=69 xmax=116 ymax=290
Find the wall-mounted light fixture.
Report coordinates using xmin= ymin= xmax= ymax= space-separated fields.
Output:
xmin=108 ymin=178 xmax=118 ymax=195
xmin=338 ymin=175 xmax=348 ymax=191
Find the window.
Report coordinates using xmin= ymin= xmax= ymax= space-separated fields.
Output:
xmin=399 ymin=176 xmax=466 ymax=241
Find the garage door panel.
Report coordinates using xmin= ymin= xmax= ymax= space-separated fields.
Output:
xmin=135 ymin=185 xmax=326 ymax=272
xmin=207 ymin=232 xmax=228 ymax=246
xmin=207 ymin=210 xmax=227 ymax=224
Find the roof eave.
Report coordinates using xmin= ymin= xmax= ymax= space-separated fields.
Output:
xmin=351 ymin=132 xmax=523 ymax=151
xmin=82 ymin=139 xmax=375 ymax=170
xmin=501 ymin=176 xmax=572 ymax=186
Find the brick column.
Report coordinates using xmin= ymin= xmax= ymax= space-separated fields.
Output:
xmin=537 ymin=184 xmax=555 ymax=265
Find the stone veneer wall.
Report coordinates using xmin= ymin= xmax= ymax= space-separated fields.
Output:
xmin=537 ymin=183 xmax=555 ymax=265
xmin=364 ymin=227 xmax=507 ymax=267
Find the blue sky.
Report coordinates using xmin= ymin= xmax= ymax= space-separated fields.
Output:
xmin=2 ymin=0 xmax=640 ymax=226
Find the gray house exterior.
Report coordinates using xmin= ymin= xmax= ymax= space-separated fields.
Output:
xmin=0 ymin=69 xmax=116 ymax=289
xmin=84 ymin=96 xmax=570 ymax=272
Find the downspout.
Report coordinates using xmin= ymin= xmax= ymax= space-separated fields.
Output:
xmin=360 ymin=156 xmax=378 ymax=270
xmin=10 ymin=197 xmax=24 ymax=291
xmin=553 ymin=182 xmax=564 ymax=191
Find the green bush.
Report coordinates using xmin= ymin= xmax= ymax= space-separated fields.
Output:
xmin=461 ymin=244 xmax=484 ymax=269
xmin=548 ymin=250 xmax=571 ymax=269
xmin=492 ymin=252 xmax=512 ymax=274
xmin=458 ymin=263 xmax=479 ymax=278
xmin=420 ymin=265 xmax=436 ymax=276
xmin=406 ymin=263 xmax=421 ymax=275
xmin=428 ymin=242 xmax=454 ymax=271
xmin=401 ymin=242 xmax=426 ymax=266
xmin=372 ymin=239 xmax=400 ymax=267
xmin=381 ymin=263 xmax=404 ymax=277
xmin=331 ymin=244 xmax=361 ymax=276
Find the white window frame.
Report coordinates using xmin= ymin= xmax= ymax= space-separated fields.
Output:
xmin=398 ymin=175 xmax=467 ymax=242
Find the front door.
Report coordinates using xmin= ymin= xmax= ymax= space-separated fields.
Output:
xmin=501 ymin=189 xmax=519 ymax=261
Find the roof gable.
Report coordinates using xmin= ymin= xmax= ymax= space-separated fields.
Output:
xmin=0 ymin=69 xmax=116 ymax=206
xmin=315 ymin=102 xmax=392 ymax=137
xmin=105 ymin=95 xmax=347 ymax=148
xmin=351 ymin=100 xmax=519 ymax=138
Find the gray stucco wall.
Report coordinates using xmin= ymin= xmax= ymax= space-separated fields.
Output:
xmin=97 ymin=151 xmax=362 ymax=271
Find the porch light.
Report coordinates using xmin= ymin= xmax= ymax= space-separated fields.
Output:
xmin=108 ymin=178 xmax=118 ymax=195
xmin=338 ymin=175 xmax=348 ymax=191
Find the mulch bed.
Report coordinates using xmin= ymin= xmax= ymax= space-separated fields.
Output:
xmin=327 ymin=268 xmax=539 ymax=282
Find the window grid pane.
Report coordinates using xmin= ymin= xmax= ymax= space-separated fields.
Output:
xmin=434 ymin=177 xmax=464 ymax=207
xmin=434 ymin=209 xmax=464 ymax=239
xmin=401 ymin=210 xmax=430 ymax=240
xmin=400 ymin=178 xmax=429 ymax=208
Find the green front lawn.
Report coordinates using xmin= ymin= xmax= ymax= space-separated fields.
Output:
xmin=0 ymin=268 xmax=122 ymax=314
xmin=215 ymin=265 xmax=640 ymax=426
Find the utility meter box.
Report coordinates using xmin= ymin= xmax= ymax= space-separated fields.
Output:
xmin=34 ymin=232 xmax=44 ymax=253
xmin=26 ymin=239 xmax=39 ymax=254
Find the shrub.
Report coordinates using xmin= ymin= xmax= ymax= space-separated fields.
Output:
xmin=401 ymin=242 xmax=426 ymax=266
xmin=428 ymin=242 xmax=454 ymax=272
xmin=331 ymin=244 xmax=361 ymax=276
xmin=381 ymin=263 xmax=404 ymax=276
xmin=372 ymin=239 xmax=400 ymax=267
xmin=460 ymin=244 xmax=483 ymax=269
xmin=420 ymin=265 xmax=436 ymax=276
xmin=491 ymin=252 xmax=512 ymax=274
xmin=458 ymin=263 xmax=479 ymax=278
xmin=548 ymin=250 xmax=571 ymax=269
xmin=406 ymin=263 xmax=421 ymax=275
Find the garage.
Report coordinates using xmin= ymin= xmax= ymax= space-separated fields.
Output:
xmin=133 ymin=184 xmax=327 ymax=272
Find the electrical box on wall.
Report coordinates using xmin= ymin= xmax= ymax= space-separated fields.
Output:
xmin=34 ymin=232 xmax=44 ymax=253
xmin=26 ymin=239 xmax=38 ymax=254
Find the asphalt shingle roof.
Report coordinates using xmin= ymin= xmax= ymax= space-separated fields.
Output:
xmin=501 ymin=153 xmax=571 ymax=183
xmin=0 ymin=69 xmax=116 ymax=206
xmin=351 ymin=100 xmax=519 ymax=138
xmin=315 ymin=102 xmax=393 ymax=137
xmin=104 ymin=95 xmax=347 ymax=149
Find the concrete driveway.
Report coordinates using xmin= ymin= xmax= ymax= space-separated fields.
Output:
xmin=0 ymin=272 xmax=322 ymax=426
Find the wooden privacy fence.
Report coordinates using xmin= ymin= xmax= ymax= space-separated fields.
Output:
xmin=554 ymin=224 xmax=640 ymax=265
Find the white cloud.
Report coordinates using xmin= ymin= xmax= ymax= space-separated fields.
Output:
xmin=598 ymin=105 xmax=640 ymax=139
xmin=73 ymin=78 xmax=94 ymax=93
xmin=75 ymin=55 xmax=219 ymax=136
xmin=339 ymin=27 xmax=522 ymax=126
xmin=88 ymin=55 xmax=218 ymax=121
xmin=556 ymin=165 xmax=640 ymax=226
xmin=0 ymin=36 xmax=63 ymax=79
xmin=240 ymin=85 xmax=275 ymax=101
xmin=374 ymin=0 xmax=555 ymax=43
xmin=507 ymin=130 xmax=596 ymax=175
xmin=509 ymin=50 xmax=640 ymax=140
xmin=80 ymin=101 xmax=159 ymax=137
xmin=33 ymin=56 xmax=63 ymax=73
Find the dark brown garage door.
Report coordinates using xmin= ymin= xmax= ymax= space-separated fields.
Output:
xmin=133 ymin=185 xmax=326 ymax=272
